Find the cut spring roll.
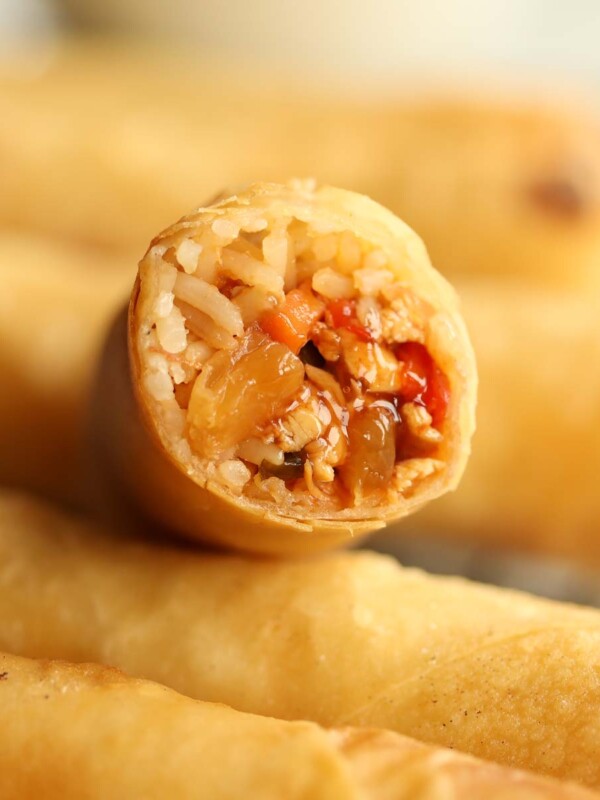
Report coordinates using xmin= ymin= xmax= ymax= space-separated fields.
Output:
xmin=1 ymin=652 xmax=593 ymax=800
xmin=95 ymin=181 xmax=476 ymax=554
xmin=401 ymin=280 xmax=600 ymax=560
xmin=0 ymin=233 xmax=130 ymax=504
xmin=3 ymin=492 xmax=600 ymax=788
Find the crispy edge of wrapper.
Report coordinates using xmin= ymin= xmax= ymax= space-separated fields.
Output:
xmin=93 ymin=184 xmax=476 ymax=555
xmin=3 ymin=492 xmax=600 ymax=788
xmin=0 ymin=649 xmax=596 ymax=800
xmin=93 ymin=301 xmax=371 ymax=556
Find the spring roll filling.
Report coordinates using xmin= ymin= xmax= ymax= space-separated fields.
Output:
xmin=138 ymin=208 xmax=448 ymax=515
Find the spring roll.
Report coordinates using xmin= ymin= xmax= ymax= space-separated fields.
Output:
xmin=0 ymin=39 xmax=388 ymax=257
xmin=1 ymin=652 xmax=592 ymax=800
xmin=372 ymin=98 xmax=600 ymax=289
xmin=0 ymin=233 xmax=130 ymax=504
xmin=400 ymin=279 xmax=600 ymax=560
xmin=93 ymin=181 xmax=476 ymax=555
xmin=4 ymin=42 xmax=598 ymax=290
xmin=3 ymin=492 xmax=600 ymax=788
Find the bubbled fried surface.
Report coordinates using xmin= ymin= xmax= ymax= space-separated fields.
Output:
xmin=1 ymin=492 xmax=600 ymax=787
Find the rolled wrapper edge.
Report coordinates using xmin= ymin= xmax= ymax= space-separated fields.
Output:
xmin=95 ymin=182 xmax=477 ymax=554
xmin=0 ymin=647 xmax=594 ymax=799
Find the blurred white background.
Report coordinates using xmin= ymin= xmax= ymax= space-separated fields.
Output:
xmin=2 ymin=0 xmax=600 ymax=89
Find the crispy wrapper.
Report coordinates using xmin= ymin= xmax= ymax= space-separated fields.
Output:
xmin=4 ymin=42 xmax=600 ymax=292
xmin=93 ymin=182 xmax=476 ymax=555
xmin=3 ymin=491 xmax=600 ymax=788
xmin=0 ymin=651 xmax=592 ymax=800
xmin=377 ymin=99 xmax=600 ymax=288
xmin=402 ymin=279 xmax=600 ymax=561
xmin=0 ymin=40 xmax=391 ymax=257
xmin=0 ymin=232 xmax=130 ymax=504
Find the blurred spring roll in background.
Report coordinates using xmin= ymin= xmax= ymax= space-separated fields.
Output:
xmin=1 ymin=652 xmax=593 ymax=800
xmin=3 ymin=492 xmax=600 ymax=788
xmin=0 ymin=233 xmax=130 ymax=504
xmin=0 ymin=40 xmax=387 ymax=257
xmin=5 ymin=41 xmax=599 ymax=293
xmin=379 ymin=99 xmax=600 ymax=288
xmin=400 ymin=280 xmax=600 ymax=561
xmin=96 ymin=181 xmax=476 ymax=554
xmin=398 ymin=280 xmax=600 ymax=564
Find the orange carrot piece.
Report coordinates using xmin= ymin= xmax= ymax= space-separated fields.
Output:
xmin=260 ymin=285 xmax=325 ymax=353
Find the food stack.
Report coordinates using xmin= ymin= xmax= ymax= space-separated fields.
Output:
xmin=1 ymin=41 xmax=599 ymax=799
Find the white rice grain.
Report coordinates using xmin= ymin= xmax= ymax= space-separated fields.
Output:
xmin=178 ymin=301 xmax=238 ymax=350
xmin=157 ymin=261 xmax=177 ymax=292
xmin=232 ymin=286 xmax=278 ymax=325
xmin=156 ymin=306 xmax=188 ymax=354
xmin=353 ymin=267 xmax=395 ymax=296
xmin=184 ymin=340 xmax=215 ymax=368
xmin=218 ymin=459 xmax=252 ymax=491
xmin=161 ymin=399 xmax=187 ymax=437
xmin=143 ymin=370 xmax=174 ymax=401
xmin=211 ymin=218 xmax=240 ymax=242
xmin=237 ymin=438 xmax=284 ymax=466
xmin=168 ymin=361 xmax=187 ymax=385
xmin=338 ymin=231 xmax=362 ymax=272
xmin=363 ymin=249 xmax=388 ymax=270
xmin=154 ymin=262 xmax=177 ymax=318
xmin=195 ymin=245 xmax=219 ymax=283
xmin=262 ymin=228 xmax=289 ymax=275
xmin=174 ymin=272 xmax=244 ymax=336
xmin=221 ymin=248 xmax=284 ymax=296
xmin=312 ymin=267 xmax=355 ymax=299
xmin=154 ymin=292 xmax=174 ymax=318
xmin=176 ymin=238 xmax=203 ymax=274
xmin=313 ymin=234 xmax=338 ymax=262
xmin=241 ymin=217 xmax=268 ymax=233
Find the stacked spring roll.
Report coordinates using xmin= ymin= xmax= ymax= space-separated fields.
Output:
xmin=2 ymin=235 xmax=596 ymax=563
xmin=0 ymin=40 xmax=386 ymax=258
xmin=95 ymin=181 xmax=476 ymax=554
xmin=3 ymin=41 xmax=598 ymax=560
xmin=2 ymin=228 xmax=596 ymax=562
xmin=4 ymin=42 xmax=599 ymax=291
xmin=3 ymin=491 xmax=600 ymax=789
xmin=1 ymin=651 xmax=592 ymax=800
xmin=405 ymin=280 xmax=600 ymax=559
xmin=375 ymin=99 xmax=600 ymax=288
xmin=0 ymin=233 xmax=131 ymax=504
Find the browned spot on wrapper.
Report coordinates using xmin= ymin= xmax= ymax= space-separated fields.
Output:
xmin=528 ymin=174 xmax=588 ymax=218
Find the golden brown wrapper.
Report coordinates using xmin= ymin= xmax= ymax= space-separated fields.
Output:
xmin=0 ymin=40 xmax=383 ymax=257
xmin=3 ymin=239 xmax=591 ymax=562
xmin=5 ymin=43 xmax=598 ymax=289
xmin=93 ymin=182 xmax=476 ymax=555
xmin=0 ymin=650 xmax=592 ymax=800
xmin=3 ymin=491 xmax=600 ymax=788
xmin=401 ymin=279 xmax=600 ymax=561
xmin=0 ymin=232 xmax=130 ymax=504
xmin=375 ymin=98 xmax=600 ymax=288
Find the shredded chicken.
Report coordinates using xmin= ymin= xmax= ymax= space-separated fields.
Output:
xmin=311 ymin=322 xmax=341 ymax=362
xmin=393 ymin=458 xmax=444 ymax=493
xmin=402 ymin=402 xmax=443 ymax=445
